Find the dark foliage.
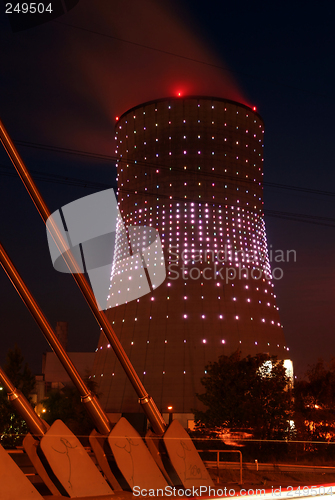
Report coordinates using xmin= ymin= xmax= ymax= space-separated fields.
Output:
xmin=0 ymin=345 xmax=35 ymax=448
xmin=194 ymin=350 xmax=292 ymax=442
xmin=294 ymin=359 xmax=335 ymax=446
xmin=41 ymin=375 xmax=99 ymax=443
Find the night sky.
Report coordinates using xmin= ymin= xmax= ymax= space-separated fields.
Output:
xmin=0 ymin=0 xmax=334 ymax=378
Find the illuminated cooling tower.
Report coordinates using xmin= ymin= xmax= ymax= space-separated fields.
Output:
xmin=92 ymin=97 xmax=288 ymax=416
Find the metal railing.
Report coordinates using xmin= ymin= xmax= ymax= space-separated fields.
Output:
xmin=198 ymin=449 xmax=243 ymax=484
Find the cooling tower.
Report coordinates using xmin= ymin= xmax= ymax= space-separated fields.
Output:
xmin=92 ymin=96 xmax=288 ymax=417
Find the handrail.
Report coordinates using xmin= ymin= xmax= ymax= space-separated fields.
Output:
xmin=198 ymin=449 xmax=243 ymax=485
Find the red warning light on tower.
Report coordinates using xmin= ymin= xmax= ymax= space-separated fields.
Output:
xmin=252 ymin=106 xmax=257 ymax=111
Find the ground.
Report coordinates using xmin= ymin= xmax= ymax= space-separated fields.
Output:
xmin=212 ymin=467 xmax=335 ymax=493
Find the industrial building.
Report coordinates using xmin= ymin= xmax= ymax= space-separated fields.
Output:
xmin=92 ymin=96 xmax=289 ymax=423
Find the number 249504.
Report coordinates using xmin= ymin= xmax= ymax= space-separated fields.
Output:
xmin=6 ymin=3 xmax=53 ymax=14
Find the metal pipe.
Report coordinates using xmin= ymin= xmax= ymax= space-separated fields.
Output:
xmin=0 ymin=242 xmax=111 ymax=436
xmin=239 ymin=451 xmax=242 ymax=485
xmin=0 ymin=366 xmax=47 ymax=437
xmin=0 ymin=119 xmax=166 ymax=435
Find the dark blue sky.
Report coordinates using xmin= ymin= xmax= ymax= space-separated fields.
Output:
xmin=0 ymin=0 xmax=334 ymax=377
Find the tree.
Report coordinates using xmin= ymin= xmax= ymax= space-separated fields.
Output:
xmin=294 ymin=359 xmax=335 ymax=444
xmin=0 ymin=345 xmax=36 ymax=448
xmin=194 ymin=350 xmax=292 ymax=441
xmin=41 ymin=375 xmax=99 ymax=442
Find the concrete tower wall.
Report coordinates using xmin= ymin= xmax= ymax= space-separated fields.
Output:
xmin=92 ymin=97 xmax=288 ymax=414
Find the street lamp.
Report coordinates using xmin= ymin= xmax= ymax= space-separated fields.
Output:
xmin=167 ymin=406 xmax=173 ymax=425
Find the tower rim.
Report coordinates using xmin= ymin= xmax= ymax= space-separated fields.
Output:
xmin=118 ymin=96 xmax=263 ymax=122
